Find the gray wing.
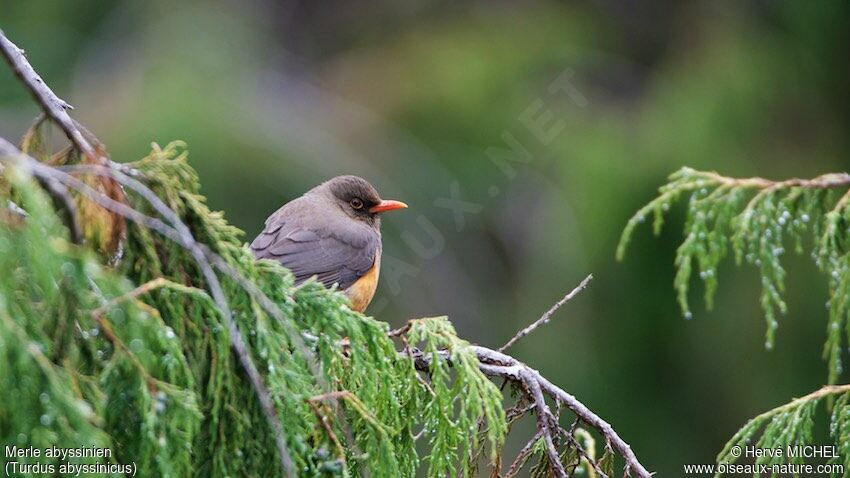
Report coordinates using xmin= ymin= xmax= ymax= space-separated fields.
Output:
xmin=250 ymin=215 xmax=378 ymax=290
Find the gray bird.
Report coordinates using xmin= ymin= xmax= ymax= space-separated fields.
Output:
xmin=250 ymin=176 xmax=407 ymax=312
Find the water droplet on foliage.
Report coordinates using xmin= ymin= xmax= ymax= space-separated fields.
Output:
xmin=39 ymin=392 xmax=50 ymax=404
xmin=802 ymin=214 xmax=810 ymax=223
xmin=129 ymin=339 xmax=143 ymax=351
xmin=40 ymin=414 xmax=51 ymax=426
xmin=77 ymin=401 xmax=92 ymax=416
xmin=17 ymin=433 xmax=27 ymax=444
xmin=684 ymin=312 xmax=693 ymax=320
xmin=165 ymin=327 xmax=176 ymax=339
xmin=60 ymin=262 xmax=75 ymax=277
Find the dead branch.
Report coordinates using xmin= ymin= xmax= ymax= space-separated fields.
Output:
xmin=405 ymin=343 xmax=651 ymax=478
xmin=504 ymin=430 xmax=543 ymax=477
xmin=0 ymin=30 xmax=98 ymax=162
xmin=499 ymin=274 xmax=593 ymax=353
xmin=475 ymin=346 xmax=650 ymax=477
xmin=524 ymin=367 xmax=569 ymax=477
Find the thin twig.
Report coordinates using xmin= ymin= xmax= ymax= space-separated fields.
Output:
xmin=0 ymin=31 xmax=135 ymax=245
xmin=557 ymin=422 xmax=606 ymax=478
xmin=306 ymin=398 xmax=347 ymax=464
xmin=504 ymin=430 xmax=543 ymax=478
xmin=0 ymin=30 xmax=97 ymax=161
xmin=830 ymin=188 xmax=850 ymax=216
xmin=388 ymin=322 xmax=412 ymax=337
xmin=35 ymin=174 xmax=83 ymax=244
xmin=524 ymin=368 xmax=568 ymax=477
xmin=704 ymin=171 xmax=850 ymax=191
xmin=500 ymin=274 xmax=593 ymax=353
xmin=89 ymin=277 xmax=206 ymax=317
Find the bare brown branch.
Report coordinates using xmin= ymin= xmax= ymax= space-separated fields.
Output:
xmin=405 ymin=342 xmax=652 ymax=478
xmin=499 ymin=274 xmax=593 ymax=353
xmin=703 ymin=171 xmax=850 ymax=191
xmin=474 ymin=346 xmax=651 ymax=478
xmin=504 ymin=430 xmax=543 ymax=477
xmin=524 ymin=368 xmax=568 ymax=477
xmin=0 ymin=30 xmax=98 ymax=162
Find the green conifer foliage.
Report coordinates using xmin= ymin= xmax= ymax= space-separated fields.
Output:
xmin=0 ymin=140 xmax=507 ymax=477
xmin=619 ymin=167 xmax=850 ymax=476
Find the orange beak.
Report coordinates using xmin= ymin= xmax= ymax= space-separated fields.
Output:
xmin=369 ymin=199 xmax=408 ymax=214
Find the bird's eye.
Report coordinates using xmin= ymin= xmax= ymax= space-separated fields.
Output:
xmin=350 ymin=198 xmax=364 ymax=210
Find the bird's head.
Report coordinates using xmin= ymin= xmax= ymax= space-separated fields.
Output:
xmin=317 ymin=175 xmax=407 ymax=227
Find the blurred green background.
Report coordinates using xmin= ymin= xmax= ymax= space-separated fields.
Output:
xmin=2 ymin=1 xmax=849 ymax=474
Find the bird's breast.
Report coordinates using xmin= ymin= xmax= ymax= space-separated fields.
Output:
xmin=344 ymin=252 xmax=381 ymax=312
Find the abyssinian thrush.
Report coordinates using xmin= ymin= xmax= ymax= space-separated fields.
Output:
xmin=250 ymin=175 xmax=407 ymax=312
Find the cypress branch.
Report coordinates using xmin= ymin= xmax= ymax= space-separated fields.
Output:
xmin=619 ymin=167 xmax=850 ymax=363
xmin=620 ymin=167 xmax=850 ymax=475
xmin=0 ymin=29 xmax=652 ymax=477
xmin=715 ymin=385 xmax=850 ymax=475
